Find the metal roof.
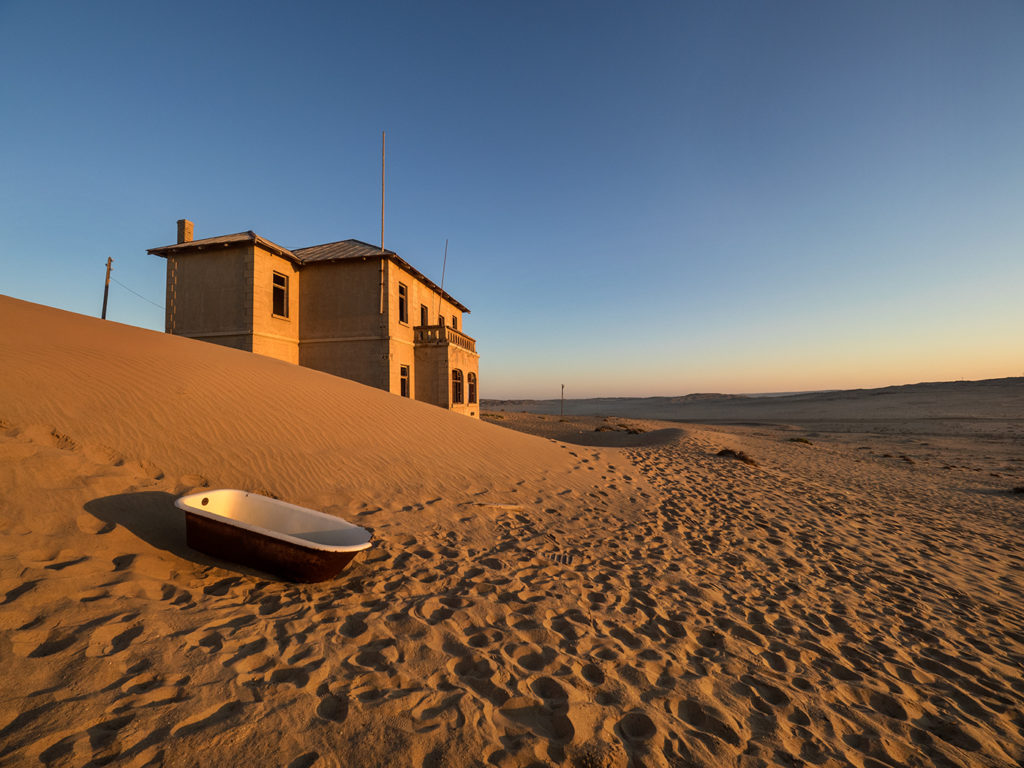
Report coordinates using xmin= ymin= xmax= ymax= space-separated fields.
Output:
xmin=291 ymin=239 xmax=396 ymax=263
xmin=147 ymin=234 xmax=469 ymax=312
xmin=292 ymin=239 xmax=469 ymax=312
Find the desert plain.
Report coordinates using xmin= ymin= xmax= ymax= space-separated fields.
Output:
xmin=1 ymin=294 xmax=1022 ymax=767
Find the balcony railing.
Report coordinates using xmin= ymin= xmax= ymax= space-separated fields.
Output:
xmin=414 ymin=324 xmax=477 ymax=353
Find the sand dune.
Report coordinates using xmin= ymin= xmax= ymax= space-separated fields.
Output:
xmin=2 ymin=295 xmax=1023 ymax=767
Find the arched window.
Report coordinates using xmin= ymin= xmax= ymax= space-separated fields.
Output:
xmin=451 ymin=369 xmax=464 ymax=404
xmin=467 ymin=372 xmax=477 ymax=404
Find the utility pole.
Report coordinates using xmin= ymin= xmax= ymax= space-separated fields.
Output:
xmin=101 ymin=257 xmax=113 ymax=319
xmin=561 ymin=384 xmax=565 ymax=418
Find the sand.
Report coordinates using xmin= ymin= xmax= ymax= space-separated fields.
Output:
xmin=1 ymin=294 xmax=1022 ymax=767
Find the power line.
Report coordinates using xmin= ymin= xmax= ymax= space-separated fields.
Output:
xmin=110 ymin=277 xmax=164 ymax=310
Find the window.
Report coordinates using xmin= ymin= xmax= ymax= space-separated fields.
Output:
xmin=400 ymin=365 xmax=410 ymax=397
xmin=398 ymin=283 xmax=408 ymax=324
xmin=272 ymin=272 xmax=288 ymax=317
xmin=468 ymin=372 xmax=477 ymax=404
xmin=451 ymin=315 xmax=458 ymax=330
xmin=420 ymin=304 xmax=428 ymax=327
xmin=451 ymin=369 xmax=464 ymax=404
xmin=438 ymin=314 xmax=445 ymax=328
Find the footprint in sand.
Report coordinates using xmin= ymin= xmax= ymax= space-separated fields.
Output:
xmin=315 ymin=684 xmax=349 ymax=723
xmin=18 ymin=548 xmax=63 ymax=568
xmin=177 ymin=473 xmax=209 ymax=492
xmin=87 ymin=622 xmax=144 ymax=657
xmin=269 ymin=666 xmax=311 ymax=688
xmin=45 ymin=428 xmax=78 ymax=451
xmin=616 ymin=710 xmax=658 ymax=747
xmin=75 ymin=513 xmax=115 ymax=535
xmin=580 ymin=663 xmax=605 ymax=685
xmin=497 ymin=696 xmax=574 ymax=744
xmin=172 ymin=701 xmax=245 ymax=738
xmin=676 ymin=698 xmax=742 ymax=747
xmin=82 ymin=443 xmax=124 ymax=466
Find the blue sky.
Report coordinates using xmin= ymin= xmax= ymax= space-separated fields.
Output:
xmin=2 ymin=1 xmax=1022 ymax=398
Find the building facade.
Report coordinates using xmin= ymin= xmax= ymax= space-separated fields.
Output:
xmin=148 ymin=220 xmax=480 ymax=417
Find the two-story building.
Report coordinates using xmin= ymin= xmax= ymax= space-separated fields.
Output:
xmin=148 ymin=219 xmax=479 ymax=417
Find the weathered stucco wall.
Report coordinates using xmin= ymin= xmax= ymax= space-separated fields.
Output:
xmin=298 ymin=258 xmax=388 ymax=389
xmin=165 ymin=245 xmax=253 ymax=352
xmin=411 ymin=342 xmax=480 ymax=417
xmin=448 ymin=344 xmax=480 ymax=418
xmin=413 ymin=343 xmax=448 ymax=408
xmin=301 ymin=338 xmax=390 ymax=390
xmin=298 ymin=258 xmax=384 ymax=340
xmin=385 ymin=260 xmax=479 ymax=415
xmin=250 ymin=246 xmax=300 ymax=364
xmin=386 ymin=261 xmax=464 ymax=340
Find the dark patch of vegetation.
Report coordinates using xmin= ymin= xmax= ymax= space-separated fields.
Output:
xmin=594 ymin=424 xmax=646 ymax=434
xmin=482 ymin=413 xmax=504 ymax=420
xmin=900 ymin=455 xmax=915 ymax=464
xmin=1012 ymin=486 xmax=1024 ymax=495
xmin=788 ymin=437 xmax=813 ymax=445
xmin=716 ymin=449 xmax=757 ymax=466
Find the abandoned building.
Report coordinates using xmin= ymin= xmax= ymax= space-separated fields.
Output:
xmin=148 ymin=219 xmax=479 ymax=417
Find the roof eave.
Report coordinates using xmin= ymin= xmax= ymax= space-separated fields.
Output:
xmin=147 ymin=234 xmax=471 ymax=313
xmin=252 ymin=235 xmax=298 ymax=262
xmin=388 ymin=254 xmax=471 ymax=314
xmin=147 ymin=232 xmax=298 ymax=263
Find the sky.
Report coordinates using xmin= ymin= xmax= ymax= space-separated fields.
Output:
xmin=2 ymin=1 xmax=1022 ymax=398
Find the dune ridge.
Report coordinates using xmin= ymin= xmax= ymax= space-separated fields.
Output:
xmin=0 ymin=295 xmax=578 ymax=506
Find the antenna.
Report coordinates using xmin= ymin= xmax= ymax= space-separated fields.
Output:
xmin=380 ymin=130 xmax=386 ymax=253
xmin=437 ymin=239 xmax=448 ymax=316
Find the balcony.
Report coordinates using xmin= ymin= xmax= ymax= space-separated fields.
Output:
xmin=414 ymin=324 xmax=477 ymax=353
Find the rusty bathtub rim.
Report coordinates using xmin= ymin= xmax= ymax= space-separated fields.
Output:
xmin=174 ymin=489 xmax=373 ymax=553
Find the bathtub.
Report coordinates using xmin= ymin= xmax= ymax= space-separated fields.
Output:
xmin=176 ymin=489 xmax=373 ymax=582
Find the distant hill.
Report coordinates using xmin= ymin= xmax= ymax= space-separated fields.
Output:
xmin=483 ymin=377 xmax=1024 ymax=433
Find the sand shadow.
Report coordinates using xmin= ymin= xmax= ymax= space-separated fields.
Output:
xmin=549 ymin=427 xmax=687 ymax=448
xmin=581 ymin=427 xmax=687 ymax=448
xmin=83 ymin=491 xmax=226 ymax=569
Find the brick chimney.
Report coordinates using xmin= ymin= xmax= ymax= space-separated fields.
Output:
xmin=177 ymin=219 xmax=194 ymax=244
